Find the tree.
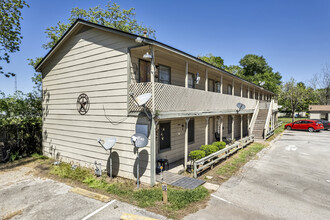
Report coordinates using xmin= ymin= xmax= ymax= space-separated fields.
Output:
xmin=309 ymin=64 xmax=330 ymax=105
xmin=0 ymin=0 xmax=29 ymax=77
xmin=236 ymin=54 xmax=282 ymax=94
xmin=279 ymin=78 xmax=309 ymax=122
xmin=30 ymin=1 xmax=155 ymax=88
xmin=198 ymin=54 xmax=225 ymax=69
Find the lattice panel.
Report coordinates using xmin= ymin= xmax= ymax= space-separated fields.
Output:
xmin=129 ymin=83 xmax=153 ymax=112
xmin=129 ymin=82 xmax=261 ymax=113
xmin=154 ymin=83 xmax=258 ymax=112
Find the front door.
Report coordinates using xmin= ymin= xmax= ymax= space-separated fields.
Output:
xmin=139 ymin=60 xmax=151 ymax=83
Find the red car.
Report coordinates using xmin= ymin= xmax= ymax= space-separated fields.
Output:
xmin=285 ymin=119 xmax=324 ymax=132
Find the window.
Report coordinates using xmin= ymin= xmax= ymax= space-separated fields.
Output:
xmin=255 ymin=92 xmax=258 ymax=100
xmin=139 ymin=60 xmax=151 ymax=82
xmin=159 ymin=122 xmax=171 ymax=151
xmin=227 ymin=84 xmax=232 ymax=95
xmin=228 ymin=116 xmax=232 ymax=134
xmin=215 ymin=82 xmax=221 ymax=93
xmin=188 ymin=73 xmax=195 ymax=88
xmin=158 ymin=65 xmax=171 ymax=84
xmin=188 ymin=119 xmax=194 ymax=143
xmin=208 ymin=79 xmax=214 ymax=92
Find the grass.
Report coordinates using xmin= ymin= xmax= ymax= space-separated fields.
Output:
xmin=216 ymin=143 xmax=266 ymax=178
xmin=48 ymin=162 xmax=209 ymax=218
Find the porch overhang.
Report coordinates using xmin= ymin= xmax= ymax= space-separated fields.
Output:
xmin=128 ymin=109 xmax=254 ymax=120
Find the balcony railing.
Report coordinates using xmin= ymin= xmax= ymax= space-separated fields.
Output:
xmin=129 ymin=83 xmax=259 ymax=113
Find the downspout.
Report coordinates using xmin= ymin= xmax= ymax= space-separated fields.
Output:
xmin=150 ymin=46 xmax=156 ymax=186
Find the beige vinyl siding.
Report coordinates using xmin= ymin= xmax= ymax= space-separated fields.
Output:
xmin=42 ymin=27 xmax=152 ymax=183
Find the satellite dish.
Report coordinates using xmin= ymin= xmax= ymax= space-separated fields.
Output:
xmin=259 ymin=81 xmax=265 ymax=86
xmin=97 ymin=137 xmax=116 ymax=150
xmin=135 ymin=93 xmax=152 ymax=107
xmin=195 ymin=73 xmax=200 ymax=84
xmin=236 ymin=103 xmax=246 ymax=111
xmin=131 ymin=133 xmax=148 ymax=148
xmin=103 ymin=137 xmax=116 ymax=150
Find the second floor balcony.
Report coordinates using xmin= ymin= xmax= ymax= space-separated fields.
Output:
xmin=129 ymin=82 xmax=262 ymax=118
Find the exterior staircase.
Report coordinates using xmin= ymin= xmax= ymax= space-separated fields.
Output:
xmin=252 ymin=109 xmax=268 ymax=140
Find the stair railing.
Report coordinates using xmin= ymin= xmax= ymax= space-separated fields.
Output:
xmin=263 ymin=99 xmax=274 ymax=139
xmin=248 ymin=100 xmax=259 ymax=135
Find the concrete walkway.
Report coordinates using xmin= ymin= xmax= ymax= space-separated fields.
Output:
xmin=184 ymin=130 xmax=330 ymax=220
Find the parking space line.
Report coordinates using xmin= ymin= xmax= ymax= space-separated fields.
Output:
xmin=81 ymin=200 xmax=116 ymax=220
xmin=211 ymin=194 xmax=233 ymax=204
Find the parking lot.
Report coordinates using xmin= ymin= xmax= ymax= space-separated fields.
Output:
xmin=185 ymin=129 xmax=330 ymax=219
xmin=0 ymin=165 xmax=166 ymax=220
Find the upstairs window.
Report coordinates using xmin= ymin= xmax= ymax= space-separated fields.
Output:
xmin=227 ymin=84 xmax=232 ymax=95
xmin=208 ymin=79 xmax=214 ymax=92
xmin=188 ymin=73 xmax=195 ymax=88
xmin=158 ymin=65 xmax=171 ymax=84
xmin=215 ymin=82 xmax=221 ymax=93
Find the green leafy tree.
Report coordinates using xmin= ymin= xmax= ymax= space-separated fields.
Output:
xmin=30 ymin=1 xmax=155 ymax=88
xmin=225 ymin=65 xmax=241 ymax=75
xmin=198 ymin=54 xmax=225 ymax=69
xmin=310 ymin=64 xmax=330 ymax=105
xmin=279 ymin=78 xmax=310 ymax=122
xmin=235 ymin=54 xmax=282 ymax=94
xmin=0 ymin=0 xmax=29 ymax=77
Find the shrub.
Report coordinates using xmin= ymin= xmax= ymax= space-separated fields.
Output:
xmin=189 ymin=150 xmax=205 ymax=161
xmin=200 ymin=145 xmax=218 ymax=156
xmin=212 ymin=141 xmax=226 ymax=150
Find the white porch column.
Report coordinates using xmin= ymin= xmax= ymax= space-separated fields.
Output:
xmin=253 ymin=88 xmax=256 ymax=99
xmin=240 ymin=115 xmax=243 ymax=139
xmin=185 ymin=61 xmax=188 ymax=88
xmin=247 ymin=114 xmax=251 ymax=136
xmin=232 ymin=115 xmax=235 ymax=140
xmin=151 ymin=46 xmax=156 ymax=112
xmin=220 ymin=116 xmax=223 ymax=141
xmin=232 ymin=79 xmax=235 ymax=96
xmin=240 ymin=83 xmax=243 ymax=97
xmin=248 ymin=87 xmax=250 ymax=99
xmin=258 ymin=91 xmax=260 ymax=100
xmin=184 ymin=118 xmax=190 ymax=169
xmin=220 ymin=74 xmax=223 ymax=94
xmin=205 ymin=117 xmax=209 ymax=145
xmin=205 ymin=69 xmax=208 ymax=91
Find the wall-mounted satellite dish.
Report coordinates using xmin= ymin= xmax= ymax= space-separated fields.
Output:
xmin=131 ymin=133 xmax=148 ymax=189
xmin=98 ymin=137 xmax=116 ymax=150
xmin=97 ymin=137 xmax=117 ymax=179
xmin=131 ymin=133 xmax=148 ymax=148
xmin=236 ymin=103 xmax=246 ymax=113
xmin=135 ymin=93 xmax=152 ymax=107
xmin=130 ymin=93 xmax=152 ymax=120
xmin=195 ymin=73 xmax=200 ymax=84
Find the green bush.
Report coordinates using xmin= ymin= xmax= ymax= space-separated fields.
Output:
xmin=200 ymin=145 xmax=218 ymax=156
xmin=212 ymin=141 xmax=226 ymax=150
xmin=189 ymin=150 xmax=205 ymax=161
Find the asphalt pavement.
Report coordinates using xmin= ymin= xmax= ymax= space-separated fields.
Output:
xmin=185 ymin=130 xmax=330 ymax=220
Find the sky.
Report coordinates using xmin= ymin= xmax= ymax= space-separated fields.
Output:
xmin=1 ymin=0 xmax=330 ymax=95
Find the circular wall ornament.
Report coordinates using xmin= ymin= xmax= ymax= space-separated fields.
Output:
xmin=76 ymin=93 xmax=90 ymax=115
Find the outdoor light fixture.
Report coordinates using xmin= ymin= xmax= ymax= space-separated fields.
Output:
xmin=135 ymin=37 xmax=143 ymax=43
xmin=143 ymin=52 xmax=152 ymax=59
